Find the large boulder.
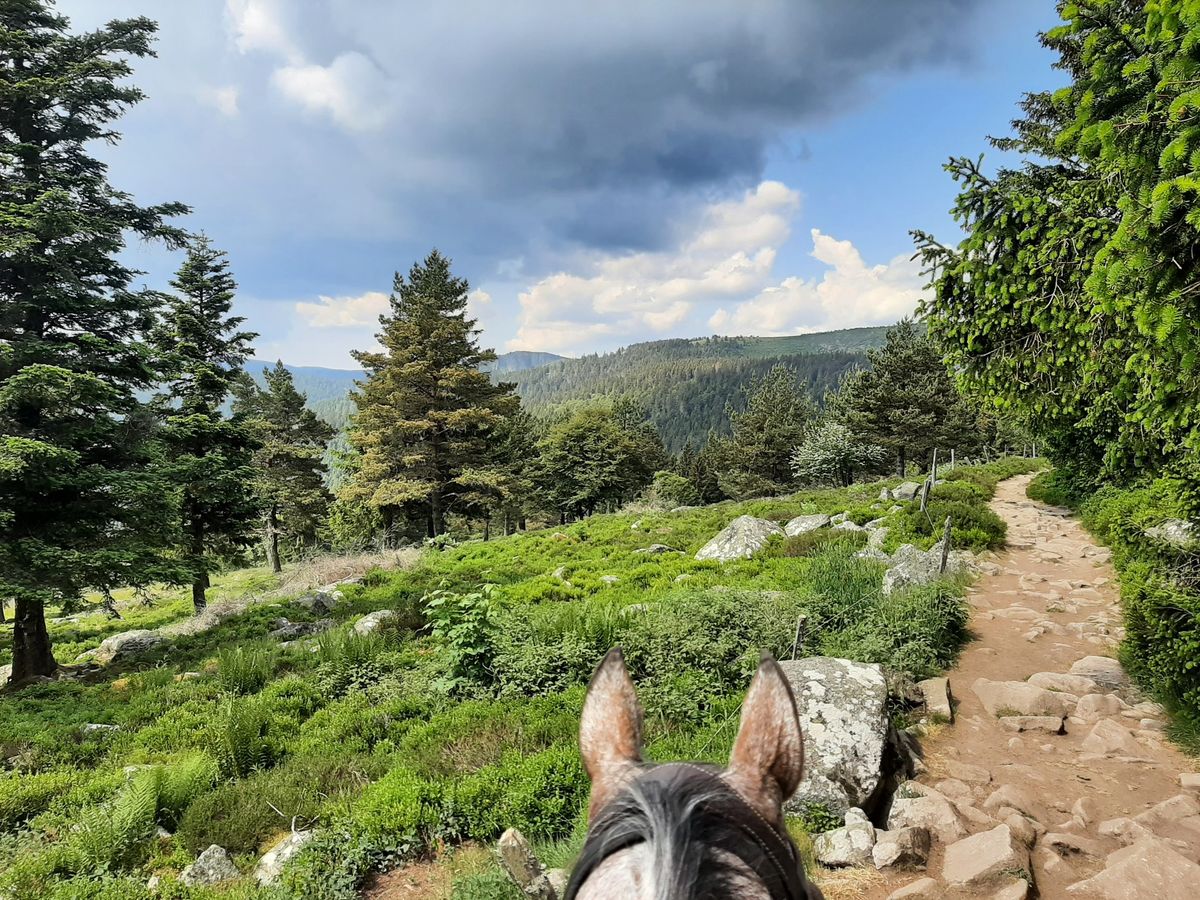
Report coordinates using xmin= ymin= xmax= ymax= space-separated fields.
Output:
xmin=893 ymin=482 xmax=922 ymax=502
xmin=972 ymin=678 xmax=1072 ymax=718
xmin=785 ymin=514 xmax=831 ymax=537
xmin=1066 ymin=838 xmax=1200 ymax=898
xmin=254 ymin=831 xmax=314 ymax=886
xmin=85 ymin=629 xmax=166 ymax=665
xmin=292 ymin=591 xmax=336 ymax=615
xmin=181 ymin=845 xmax=240 ymax=887
xmin=942 ymin=824 xmax=1031 ymax=889
xmin=694 ymin=515 xmax=784 ymax=563
xmin=780 ymin=657 xmax=891 ymax=818
xmin=1144 ymin=519 xmax=1200 ymax=550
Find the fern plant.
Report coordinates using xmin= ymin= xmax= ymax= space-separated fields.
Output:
xmin=217 ymin=643 xmax=276 ymax=695
xmin=211 ymin=697 xmax=274 ymax=780
xmin=66 ymin=775 xmax=158 ymax=873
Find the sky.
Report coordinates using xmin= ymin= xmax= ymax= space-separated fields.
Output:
xmin=60 ymin=0 xmax=1065 ymax=368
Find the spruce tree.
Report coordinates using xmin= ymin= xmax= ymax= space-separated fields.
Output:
xmin=346 ymin=251 xmax=519 ymax=538
xmin=714 ymin=364 xmax=817 ymax=498
xmin=0 ymin=5 xmax=187 ymax=681
xmin=153 ymin=239 xmax=259 ymax=613
xmin=832 ymin=321 xmax=977 ymax=475
xmin=233 ymin=362 xmax=334 ymax=572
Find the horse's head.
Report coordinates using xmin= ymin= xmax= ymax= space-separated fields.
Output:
xmin=566 ymin=648 xmax=823 ymax=900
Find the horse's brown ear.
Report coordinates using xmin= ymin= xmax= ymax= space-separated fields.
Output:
xmin=724 ymin=653 xmax=804 ymax=825
xmin=580 ymin=647 xmax=643 ymax=820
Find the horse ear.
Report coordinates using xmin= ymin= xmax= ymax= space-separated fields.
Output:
xmin=580 ymin=647 xmax=644 ymax=820
xmin=724 ymin=653 xmax=804 ymax=825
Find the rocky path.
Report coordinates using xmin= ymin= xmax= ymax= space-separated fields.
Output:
xmin=874 ymin=474 xmax=1200 ymax=900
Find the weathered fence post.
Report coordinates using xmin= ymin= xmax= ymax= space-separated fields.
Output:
xmin=939 ymin=516 xmax=953 ymax=574
xmin=791 ymin=614 xmax=808 ymax=661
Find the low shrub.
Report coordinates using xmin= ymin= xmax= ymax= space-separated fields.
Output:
xmin=777 ymin=529 xmax=866 ymax=558
xmin=897 ymin=499 xmax=1006 ymax=552
xmin=0 ymin=770 xmax=78 ymax=830
xmin=1025 ymin=469 xmax=1076 ymax=507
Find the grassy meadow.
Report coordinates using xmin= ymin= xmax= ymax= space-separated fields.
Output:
xmin=0 ymin=458 xmax=1038 ymax=899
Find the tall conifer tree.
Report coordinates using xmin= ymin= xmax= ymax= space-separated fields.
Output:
xmin=153 ymin=239 xmax=258 ymax=613
xmin=0 ymin=5 xmax=187 ymax=681
xmin=346 ymin=251 xmax=519 ymax=538
xmin=234 ymin=362 xmax=334 ymax=571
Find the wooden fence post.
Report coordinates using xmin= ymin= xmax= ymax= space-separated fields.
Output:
xmin=939 ymin=516 xmax=953 ymax=574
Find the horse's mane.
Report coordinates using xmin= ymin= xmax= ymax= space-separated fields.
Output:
xmin=565 ymin=763 xmax=813 ymax=900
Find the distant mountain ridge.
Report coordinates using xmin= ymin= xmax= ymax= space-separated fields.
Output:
xmin=256 ymin=325 xmax=896 ymax=451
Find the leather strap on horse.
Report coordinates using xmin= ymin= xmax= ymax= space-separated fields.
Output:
xmin=563 ymin=763 xmax=822 ymax=900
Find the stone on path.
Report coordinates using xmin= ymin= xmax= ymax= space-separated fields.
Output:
xmin=1080 ymin=719 xmax=1142 ymax=757
xmin=887 ymin=783 xmax=967 ymax=843
xmin=917 ymin=677 xmax=953 ymax=722
xmin=1066 ymin=837 xmax=1200 ymax=898
xmin=942 ymin=824 xmax=1030 ymax=889
xmin=181 ymin=845 xmax=240 ymax=887
xmin=784 ymin=514 xmax=831 ymax=536
xmin=1074 ymin=693 xmax=1127 ymax=721
xmin=887 ymin=877 xmax=940 ymax=900
xmin=998 ymin=715 xmax=1065 ymax=734
xmin=1180 ymin=773 xmax=1200 ymax=791
xmin=813 ymin=808 xmax=875 ymax=867
xmin=779 ymin=657 xmax=890 ymax=818
xmin=943 ymin=761 xmax=990 ymax=784
xmin=981 ymin=784 xmax=1045 ymax=823
xmin=871 ymin=826 xmax=931 ymax=871
xmin=1027 ymin=672 xmax=1101 ymax=694
xmin=1069 ymin=655 xmax=1126 ymax=689
xmin=694 ymin=515 xmax=784 ymax=562
xmin=972 ymin=678 xmax=1072 ymax=718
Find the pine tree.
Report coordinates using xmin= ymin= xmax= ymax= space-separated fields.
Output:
xmin=0 ymin=5 xmax=188 ymax=682
xmin=713 ymin=364 xmax=818 ymax=498
xmin=233 ymin=362 xmax=334 ymax=572
xmin=152 ymin=239 xmax=259 ymax=613
xmin=346 ymin=251 xmax=519 ymax=538
xmin=831 ymin=321 xmax=978 ymax=475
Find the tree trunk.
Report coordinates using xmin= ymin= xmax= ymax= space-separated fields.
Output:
xmin=192 ymin=573 xmax=208 ymax=616
xmin=265 ymin=505 xmax=281 ymax=574
xmin=430 ymin=489 xmax=444 ymax=538
xmin=897 ymin=447 xmax=906 ymax=477
xmin=11 ymin=594 xmax=56 ymax=682
xmin=483 ymin=517 xmax=491 ymax=541
xmin=519 ymin=517 xmax=527 ymax=531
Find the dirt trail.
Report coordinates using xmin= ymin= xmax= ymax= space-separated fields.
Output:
xmin=872 ymin=473 xmax=1200 ymax=900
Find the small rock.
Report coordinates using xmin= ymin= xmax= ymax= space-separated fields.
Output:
xmin=82 ymin=723 xmax=120 ymax=736
xmin=972 ymin=678 xmax=1071 ymax=718
xmin=813 ymin=808 xmax=876 ymax=867
xmin=942 ymin=824 xmax=1030 ymax=889
xmin=785 ymin=514 xmax=831 ymax=536
xmin=254 ymin=830 xmax=314 ymax=886
xmin=354 ymin=609 xmax=397 ymax=636
xmin=1027 ymin=672 xmax=1101 ymax=694
xmin=893 ymin=481 xmax=922 ymax=501
xmin=992 ymin=880 xmax=1030 ymax=900
xmin=1072 ymin=797 xmax=1097 ymax=827
xmin=1043 ymin=832 xmax=1104 ymax=859
xmin=888 ymin=783 xmax=967 ymax=843
xmin=292 ymin=592 xmax=336 ymax=615
xmin=181 ymin=845 xmax=239 ymax=887
xmin=1075 ymin=693 xmax=1127 ymax=720
xmin=1068 ymin=655 xmax=1126 ymax=689
xmin=1004 ymin=814 xmax=1038 ymax=848
xmin=1080 ymin=719 xmax=1141 ymax=757
xmin=872 ymin=826 xmax=931 ymax=871
xmin=999 ymin=716 xmax=1065 ymax=735
xmin=1180 ymin=774 xmax=1200 ymax=792
xmin=887 ymin=877 xmax=940 ymax=900
xmin=917 ymin=677 xmax=953 ymax=722
xmin=599 ymin=575 xmax=619 ymax=585
xmin=632 ymin=544 xmax=681 ymax=554
xmin=174 ymin=671 xmax=202 ymax=682
xmin=551 ymin=565 xmax=568 ymax=581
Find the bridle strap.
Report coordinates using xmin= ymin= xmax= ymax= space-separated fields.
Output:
xmin=564 ymin=763 xmax=818 ymax=900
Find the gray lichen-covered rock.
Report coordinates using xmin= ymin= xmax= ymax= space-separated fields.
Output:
xmin=872 ymin=826 xmax=932 ymax=871
xmin=893 ymin=482 xmax=922 ymax=501
xmin=254 ymin=830 xmax=314 ymax=885
xmin=1144 ymin=518 xmax=1200 ymax=549
xmin=292 ymin=591 xmax=336 ymax=615
xmin=354 ymin=609 xmax=398 ymax=637
xmin=632 ymin=543 xmax=681 ymax=554
xmin=268 ymin=618 xmax=331 ymax=641
xmin=882 ymin=543 xmax=974 ymax=596
xmin=813 ymin=808 xmax=876 ymax=867
xmin=497 ymin=828 xmax=558 ymax=900
xmin=694 ymin=515 xmax=784 ymax=563
xmin=181 ymin=845 xmax=240 ymax=887
xmin=780 ymin=657 xmax=890 ymax=818
xmin=85 ymin=629 xmax=166 ymax=665
xmin=785 ymin=514 xmax=831 ymax=536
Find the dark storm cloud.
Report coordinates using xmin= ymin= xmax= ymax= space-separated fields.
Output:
xmin=59 ymin=0 xmax=986 ymax=272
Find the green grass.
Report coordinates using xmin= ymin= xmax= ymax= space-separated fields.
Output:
xmin=0 ymin=458 xmax=1038 ymax=898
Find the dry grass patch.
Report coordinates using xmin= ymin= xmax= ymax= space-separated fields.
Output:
xmin=273 ymin=549 xmax=422 ymax=597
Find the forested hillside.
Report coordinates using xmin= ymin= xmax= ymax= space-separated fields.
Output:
xmin=508 ymin=331 xmax=888 ymax=451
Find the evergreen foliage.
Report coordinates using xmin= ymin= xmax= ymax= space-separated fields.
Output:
xmin=234 ymin=362 xmax=335 ymax=571
xmin=709 ymin=364 xmax=818 ymax=499
xmin=831 ymin=320 xmax=979 ymax=475
xmin=344 ymin=251 xmax=519 ymax=539
xmin=152 ymin=239 xmax=259 ymax=613
xmin=0 ymin=4 xmax=187 ymax=680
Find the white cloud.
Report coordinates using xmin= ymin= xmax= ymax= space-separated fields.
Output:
xmin=225 ymin=0 xmax=298 ymax=61
xmin=294 ymin=291 xmax=390 ymax=328
xmin=197 ymin=85 xmax=240 ymax=117
xmin=509 ymin=181 xmax=923 ymax=353
xmin=271 ymin=52 xmax=392 ymax=131
xmin=708 ymin=230 xmax=924 ymax=336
